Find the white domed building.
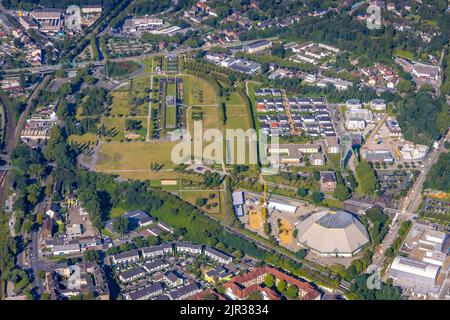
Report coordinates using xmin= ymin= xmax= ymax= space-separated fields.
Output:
xmin=296 ymin=209 xmax=370 ymax=257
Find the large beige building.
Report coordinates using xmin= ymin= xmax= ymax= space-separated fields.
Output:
xmin=296 ymin=209 xmax=370 ymax=257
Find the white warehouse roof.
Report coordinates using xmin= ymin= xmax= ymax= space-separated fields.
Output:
xmin=390 ymin=256 xmax=440 ymax=280
xmin=267 ymin=201 xmax=297 ymax=213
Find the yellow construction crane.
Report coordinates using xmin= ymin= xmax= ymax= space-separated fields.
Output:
xmin=395 ymin=146 xmax=401 ymax=161
xmin=261 ymin=182 xmax=267 ymax=222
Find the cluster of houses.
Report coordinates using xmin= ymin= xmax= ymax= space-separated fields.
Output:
xmin=256 ymin=91 xmax=338 ymax=139
xmin=286 ymin=41 xmax=339 ymax=66
xmin=20 ymin=103 xmax=59 ymax=145
xmin=0 ymin=13 xmax=44 ymax=67
xmin=40 ymin=197 xmax=106 ymax=257
xmin=359 ymin=63 xmax=400 ymax=90
xmin=43 ymin=261 xmax=110 ymax=300
xmin=345 ymin=99 xmax=375 ymax=131
xmin=111 ymin=242 xmax=235 ymax=300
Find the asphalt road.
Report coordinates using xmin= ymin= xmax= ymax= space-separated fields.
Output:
xmin=0 ymin=75 xmax=50 ymax=299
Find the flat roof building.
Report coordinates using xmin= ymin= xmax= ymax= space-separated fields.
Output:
xmin=364 ymin=150 xmax=394 ymax=163
xmin=388 ymin=256 xmax=442 ymax=298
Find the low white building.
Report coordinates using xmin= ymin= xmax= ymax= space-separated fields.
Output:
xmin=309 ymin=153 xmax=326 ymax=166
xmin=412 ymin=63 xmax=439 ymax=81
xmin=346 ymin=118 xmax=366 ymax=130
xmin=370 ymin=99 xmax=387 ymax=111
xmin=267 ymin=201 xmax=298 ymax=213
xmin=400 ymin=143 xmax=429 ymax=162
xmin=388 ymin=256 xmax=443 ymax=299
xmin=53 ymin=243 xmax=80 ymax=256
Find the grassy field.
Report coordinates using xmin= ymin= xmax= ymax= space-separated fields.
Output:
xmin=395 ymin=48 xmax=414 ymax=60
xmin=96 ymin=141 xmax=179 ymax=171
xmin=225 ymin=91 xmax=245 ymax=105
xmin=102 ymin=170 xmax=201 ymax=181
xmin=68 ymin=133 xmax=98 ymax=146
xmin=184 ymin=75 xmax=217 ymax=105
xmin=179 ymin=190 xmax=222 ymax=215
xmin=103 ymin=117 xmax=125 ymax=141
xmin=225 ymin=104 xmax=251 ymax=130
xmin=110 ymin=91 xmax=131 ymax=116
xmin=165 ymin=105 xmax=176 ymax=129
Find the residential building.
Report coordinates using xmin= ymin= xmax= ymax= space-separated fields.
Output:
xmin=346 ymin=99 xmax=362 ymax=109
xmin=346 ymin=118 xmax=366 ymax=130
xmin=126 ymin=283 xmax=163 ymax=300
xmin=320 ymin=171 xmax=337 ymax=192
xmin=244 ymin=40 xmax=272 ymax=53
xmin=143 ymin=259 xmax=169 ymax=273
xmin=309 ymin=153 xmax=325 ymax=166
xmin=204 ymin=247 xmax=233 ymax=264
xmin=142 ymin=243 xmax=173 ymax=259
xmin=370 ymin=99 xmax=387 ymax=111
xmin=168 ymin=282 xmax=202 ymax=300
xmin=165 ymin=270 xmax=184 ymax=287
xmin=119 ymin=267 xmax=146 ymax=283
xmin=223 ymin=266 xmax=321 ymax=300
xmin=176 ymin=242 xmax=203 ymax=255
xmin=111 ymin=250 xmax=140 ymax=264
xmin=325 ymin=136 xmax=340 ymax=154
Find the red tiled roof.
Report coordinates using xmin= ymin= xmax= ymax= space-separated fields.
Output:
xmin=224 ymin=266 xmax=320 ymax=300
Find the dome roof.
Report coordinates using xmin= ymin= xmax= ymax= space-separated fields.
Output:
xmin=297 ymin=209 xmax=370 ymax=256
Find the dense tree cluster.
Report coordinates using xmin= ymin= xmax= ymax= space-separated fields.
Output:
xmin=355 ymin=160 xmax=378 ymax=195
xmin=424 ymin=152 xmax=450 ymax=192
xmin=396 ymin=90 xmax=448 ymax=146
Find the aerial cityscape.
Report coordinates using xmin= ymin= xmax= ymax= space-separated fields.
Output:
xmin=0 ymin=0 xmax=449 ymax=306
